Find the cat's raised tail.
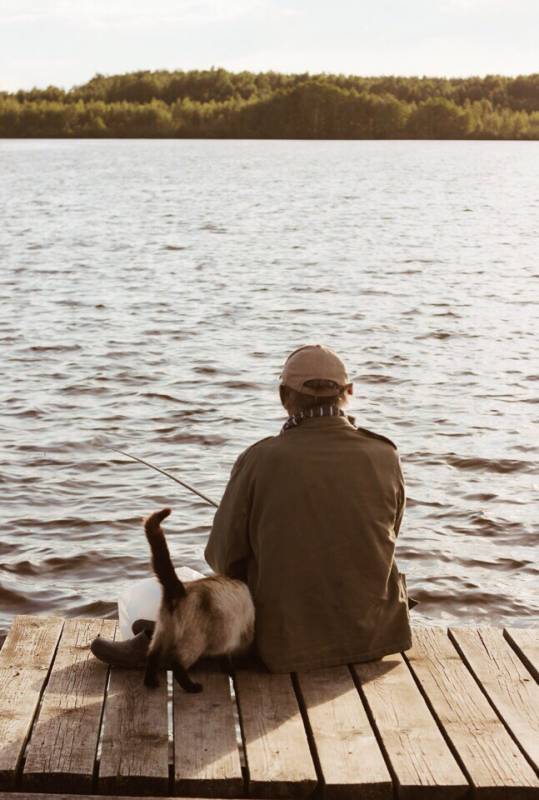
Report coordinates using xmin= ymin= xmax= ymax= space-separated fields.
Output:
xmin=143 ymin=508 xmax=186 ymax=608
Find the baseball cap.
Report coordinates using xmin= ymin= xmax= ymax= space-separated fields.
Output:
xmin=280 ymin=344 xmax=350 ymax=396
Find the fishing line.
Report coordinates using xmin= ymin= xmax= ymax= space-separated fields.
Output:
xmin=110 ymin=447 xmax=219 ymax=508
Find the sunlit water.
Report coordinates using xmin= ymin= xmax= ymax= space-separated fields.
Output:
xmin=1 ymin=139 xmax=537 ymax=640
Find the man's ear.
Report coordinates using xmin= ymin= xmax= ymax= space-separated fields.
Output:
xmin=346 ymin=383 xmax=354 ymax=396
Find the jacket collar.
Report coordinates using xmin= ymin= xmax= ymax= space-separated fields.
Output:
xmin=281 ymin=405 xmax=356 ymax=433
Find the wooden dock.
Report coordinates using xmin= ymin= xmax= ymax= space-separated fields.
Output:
xmin=0 ymin=616 xmax=537 ymax=799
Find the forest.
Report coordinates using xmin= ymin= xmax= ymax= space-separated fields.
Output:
xmin=1 ymin=69 xmax=539 ymax=139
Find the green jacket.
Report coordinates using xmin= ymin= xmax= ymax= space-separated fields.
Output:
xmin=205 ymin=415 xmax=412 ymax=672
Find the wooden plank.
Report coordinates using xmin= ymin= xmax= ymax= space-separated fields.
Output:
xmin=0 ymin=615 xmax=64 ymax=789
xmin=449 ymin=627 xmax=539 ymax=772
xmin=98 ymin=651 xmax=169 ymax=796
xmin=296 ymin=665 xmax=392 ymax=800
xmin=22 ymin=617 xmax=116 ymax=793
xmin=353 ymin=651 xmax=468 ymax=799
xmin=0 ymin=794 xmax=174 ymax=800
xmin=406 ymin=627 xmax=539 ymax=798
xmin=173 ymin=663 xmax=243 ymax=797
xmin=504 ymin=628 xmax=539 ymax=682
xmin=0 ymin=793 xmax=267 ymax=800
xmin=234 ymin=669 xmax=317 ymax=798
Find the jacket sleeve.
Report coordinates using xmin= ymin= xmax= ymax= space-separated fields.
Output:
xmin=204 ymin=450 xmax=253 ymax=580
xmin=394 ymin=453 xmax=406 ymax=538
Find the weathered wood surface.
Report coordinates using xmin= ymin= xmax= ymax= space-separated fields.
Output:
xmin=505 ymin=627 xmax=539 ymax=682
xmin=296 ymin=665 xmax=392 ymax=800
xmin=2 ymin=616 xmax=539 ymax=799
xmin=98 ymin=645 xmax=169 ymax=796
xmin=173 ymin=664 xmax=243 ymax=797
xmin=22 ymin=617 xmax=116 ymax=793
xmin=406 ymin=627 xmax=539 ymax=798
xmin=450 ymin=626 xmax=539 ymax=772
xmin=353 ymin=652 xmax=468 ymax=799
xmin=234 ymin=670 xmax=317 ymax=798
xmin=0 ymin=615 xmax=64 ymax=789
xmin=0 ymin=794 xmax=175 ymax=800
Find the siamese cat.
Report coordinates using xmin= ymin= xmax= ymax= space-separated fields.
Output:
xmin=143 ymin=508 xmax=255 ymax=692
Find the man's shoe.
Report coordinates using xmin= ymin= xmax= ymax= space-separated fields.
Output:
xmin=90 ymin=630 xmax=149 ymax=668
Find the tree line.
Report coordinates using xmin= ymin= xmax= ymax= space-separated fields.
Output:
xmin=1 ymin=69 xmax=538 ymax=139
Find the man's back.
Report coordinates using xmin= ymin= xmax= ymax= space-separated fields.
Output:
xmin=205 ymin=414 xmax=412 ymax=672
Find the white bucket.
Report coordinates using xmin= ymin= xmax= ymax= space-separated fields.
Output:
xmin=117 ymin=567 xmax=205 ymax=640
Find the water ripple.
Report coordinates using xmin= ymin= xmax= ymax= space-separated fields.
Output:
xmin=1 ymin=139 xmax=537 ymax=637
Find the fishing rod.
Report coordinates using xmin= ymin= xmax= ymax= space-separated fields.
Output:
xmin=110 ymin=448 xmax=219 ymax=508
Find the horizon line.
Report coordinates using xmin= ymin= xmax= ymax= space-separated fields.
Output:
xmin=4 ymin=67 xmax=538 ymax=94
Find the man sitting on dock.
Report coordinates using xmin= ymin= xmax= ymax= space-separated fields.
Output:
xmin=205 ymin=344 xmax=412 ymax=671
xmin=92 ymin=344 xmax=412 ymax=670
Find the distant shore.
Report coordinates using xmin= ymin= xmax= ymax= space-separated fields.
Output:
xmin=1 ymin=69 xmax=538 ymax=139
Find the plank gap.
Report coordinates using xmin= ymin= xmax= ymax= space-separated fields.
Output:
xmin=15 ymin=618 xmax=65 ymax=791
xmin=233 ymin=669 xmax=318 ymax=798
xmin=503 ymin=628 xmax=538 ymax=682
xmin=22 ymin=618 xmax=116 ymax=794
xmin=90 ymin=665 xmax=112 ymax=794
xmin=92 ymin=626 xmax=115 ymax=794
xmin=231 ymin=669 xmax=250 ymax=794
xmin=97 ymin=659 xmax=169 ymax=796
xmin=228 ymin=672 xmax=247 ymax=771
xmin=95 ymin=668 xmax=112 ymax=764
xmin=167 ymin=670 xmax=174 ymax=795
xmin=92 ymin=759 xmax=101 ymax=795
xmin=405 ymin=628 xmax=539 ymax=795
xmin=173 ymin=662 xmax=244 ymax=797
xmin=448 ymin=628 xmax=539 ymax=775
xmin=401 ymin=643 xmax=475 ymax=790
xmin=290 ymin=673 xmax=325 ymax=792
xmin=347 ymin=663 xmax=398 ymax=798
xmin=448 ymin=629 xmax=537 ymax=776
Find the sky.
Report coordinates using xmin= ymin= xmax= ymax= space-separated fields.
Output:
xmin=1 ymin=0 xmax=537 ymax=92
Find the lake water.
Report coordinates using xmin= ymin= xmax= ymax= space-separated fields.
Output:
xmin=1 ymin=139 xmax=537 ymax=639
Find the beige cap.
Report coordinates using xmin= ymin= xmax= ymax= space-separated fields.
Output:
xmin=280 ymin=344 xmax=350 ymax=396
